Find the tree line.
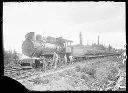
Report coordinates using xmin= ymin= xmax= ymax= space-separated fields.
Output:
xmin=4 ymin=49 xmax=19 ymax=66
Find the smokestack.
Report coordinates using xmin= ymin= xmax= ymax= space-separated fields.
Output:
xmin=80 ymin=32 xmax=83 ymax=45
xmin=98 ymin=35 xmax=99 ymax=45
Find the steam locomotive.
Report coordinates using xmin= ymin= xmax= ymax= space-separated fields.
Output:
xmin=20 ymin=32 xmax=120 ymax=69
xmin=21 ymin=32 xmax=73 ymax=69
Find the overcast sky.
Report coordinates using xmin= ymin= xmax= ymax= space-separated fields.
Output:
xmin=3 ymin=2 xmax=126 ymax=53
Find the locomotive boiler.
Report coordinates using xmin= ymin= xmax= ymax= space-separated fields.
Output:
xmin=22 ymin=32 xmax=73 ymax=58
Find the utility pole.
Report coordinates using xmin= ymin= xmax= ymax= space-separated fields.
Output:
xmin=98 ymin=35 xmax=99 ymax=45
xmin=79 ymin=32 xmax=83 ymax=45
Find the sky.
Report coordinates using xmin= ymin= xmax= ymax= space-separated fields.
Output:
xmin=3 ymin=2 xmax=126 ymax=53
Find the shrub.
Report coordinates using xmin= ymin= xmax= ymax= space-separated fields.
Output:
xmin=107 ymin=67 xmax=119 ymax=81
xmin=4 ymin=49 xmax=19 ymax=66
xmin=74 ymin=65 xmax=81 ymax=72
xmin=81 ymin=74 xmax=89 ymax=81
xmin=81 ymin=67 xmax=96 ymax=78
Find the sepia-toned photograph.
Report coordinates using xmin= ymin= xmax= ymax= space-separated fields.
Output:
xmin=3 ymin=2 xmax=126 ymax=91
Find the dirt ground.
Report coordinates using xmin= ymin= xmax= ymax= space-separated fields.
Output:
xmin=5 ymin=56 xmax=126 ymax=91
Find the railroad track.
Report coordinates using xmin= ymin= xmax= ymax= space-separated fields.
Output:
xmin=5 ymin=54 xmax=121 ymax=73
xmin=4 ymin=54 xmax=121 ymax=80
